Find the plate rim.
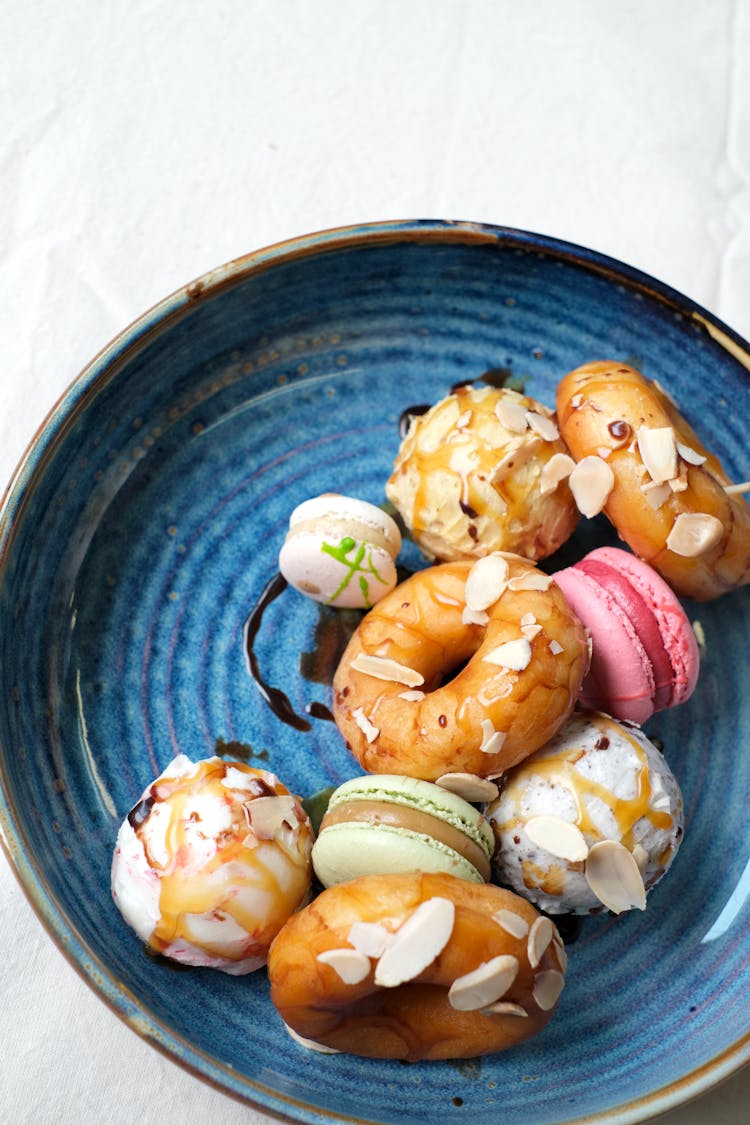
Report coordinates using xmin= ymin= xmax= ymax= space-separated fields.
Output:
xmin=1 ymin=217 xmax=750 ymax=1124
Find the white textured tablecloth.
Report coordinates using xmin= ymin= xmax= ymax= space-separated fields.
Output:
xmin=1 ymin=2 xmax=749 ymax=1121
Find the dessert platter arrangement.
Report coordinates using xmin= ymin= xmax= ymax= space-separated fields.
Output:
xmin=111 ymin=358 xmax=750 ymax=1064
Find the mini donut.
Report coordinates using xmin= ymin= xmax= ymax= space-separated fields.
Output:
xmin=556 ymin=361 xmax=750 ymax=600
xmin=278 ymin=493 xmax=401 ymax=608
xmin=332 ymin=554 xmax=589 ymax=781
xmin=267 ymin=871 xmax=566 ymax=1060
xmin=386 ymin=384 xmax=579 ymax=563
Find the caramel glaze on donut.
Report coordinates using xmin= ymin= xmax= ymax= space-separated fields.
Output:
xmin=557 ymin=361 xmax=750 ymax=600
xmin=268 ymin=871 xmax=566 ymax=1060
xmin=332 ymin=557 xmax=588 ymax=781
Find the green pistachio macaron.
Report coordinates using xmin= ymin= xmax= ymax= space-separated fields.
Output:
xmin=311 ymin=774 xmax=495 ymax=887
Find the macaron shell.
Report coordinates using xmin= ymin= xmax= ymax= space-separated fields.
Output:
xmin=288 ymin=494 xmax=402 ymax=554
xmin=553 ymin=566 xmax=656 ymax=724
xmin=589 ymin=547 xmax=700 ymax=705
xmin=311 ymin=821 xmax=486 ymax=886
xmin=279 ymin=531 xmax=398 ymax=607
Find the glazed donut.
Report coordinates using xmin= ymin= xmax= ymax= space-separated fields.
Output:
xmin=557 ymin=361 xmax=750 ymax=600
xmin=267 ymin=871 xmax=566 ymax=1060
xmin=332 ymin=555 xmax=589 ymax=781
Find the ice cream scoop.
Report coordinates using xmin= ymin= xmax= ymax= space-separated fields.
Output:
xmin=111 ymin=755 xmax=313 ymax=973
xmin=487 ymin=711 xmax=684 ymax=915
xmin=311 ymin=774 xmax=496 ymax=887
xmin=278 ymin=493 xmax=401 ymax=608
xmin=553 ymin=546 xmax=700 ymax=723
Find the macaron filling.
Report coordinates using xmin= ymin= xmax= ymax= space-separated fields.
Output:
xmin=318 ymin=799 xmax=492 ymax=881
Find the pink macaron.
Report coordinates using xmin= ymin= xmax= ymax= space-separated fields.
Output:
xmin=553 ymin=546 xmax=700 ymax=724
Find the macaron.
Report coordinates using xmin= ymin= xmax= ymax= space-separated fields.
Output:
xmin=553 ymin=546 xmax=700 ymax=724
xmin=311 ymin=774 xmax=496 ymax=887
xmin=278 ymin=493 xmax=401 ymax=609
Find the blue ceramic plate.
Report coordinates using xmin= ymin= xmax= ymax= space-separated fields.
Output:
xmin=1 ymin=221 xmax=749 ymax=1124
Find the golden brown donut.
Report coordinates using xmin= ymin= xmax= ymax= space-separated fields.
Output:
xmin=267 ymin=871 xmax=566 ymax=1060
xmin=332 ymin=556 xmax=589 ymax=781
xmin=557 ymin=361 xmax=750 ymax=600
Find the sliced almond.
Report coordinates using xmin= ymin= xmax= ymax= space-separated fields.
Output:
xmin=676 ymin=440 xmax=706 ymax=466
xmin=483 ymin=637 xmax=532 ymax=671
xmin=350 ymin=653 xmax=424 ymax=687
xmin=539 ymin=452 xmax=576 ymax=495
xmin=637 ymin=425 xmax=678 ymax=483
xmin=641 ymin=481 xmax=672 ymax=510
xmin=548 ymin=639 xmax=564 ymax=655
xmin=481 ymin=1001 xmax=528 ymax=1017
xmin=520 ymin=612 xmax=537 ymax=627
xmin=585 ymin=840 xmax=647 ymax=913
xmin=725 ymin=480 xmax=750 ymax=495
xmin=596 ymin=446 xmax=613 ymax=460
xmin=436 ymin=772 xmax=500 ymax=802
xmin=526 ymin=411 xmax=559 ymax=442
xmin=492 ymin=909 xmax=530 ymax=940
xmin=462 ymin=605 xmax=490 ymax=627
xmin=284 ymin=1024 xmax=341 ymax=1054
xmin=532 ymin=969 xmax=565 ymax=1011
xmin=666 ymin=512 xmax=724 ymax=557
xmin=552 ymin=938 xmax=568 ymax=973
xmin=455 ymin=409 xmax=473 ymax=429
xmin=398 ymin=690 xmax=425 ymax=702
xmin=525 ymin=816 xmax=589 ymax=862
xmin=569 ymin=456 xmax=615 ymax=517
xmin=521 ymin=622 xmax=543 ymax=640
xmin=316 ymin=948 xmax=371 ymax=984
xmin=448 ymin=954 xmax=519 ymax=1011
xmin=352 ymin=708 xmax=379 ymax=743
xmin=465 ymin=554 xmax=510 ymax=611
xmin=480 ymin=719 xmax=507 ymax=756
xmin=570 ymin=393 xmax=584 ymax=409
xmin=491 ymin=436 xmax=543 ymax=481
xmin=508 ymin=570 xmax=553 ymax=591
xmin=374 ymin=897 xmax=455 ymax=987
xmin=527 ymin=916 xmax=555 ymax=969
xmin=348 ymin=921 xmax=391 ymax=959
xmin=245 ymin=795 xmax=297 ymax=840
xmin=669 ymin=462 xmax=689 ymax=493
xmin=495 ymin=397 xmax=529 ymax=433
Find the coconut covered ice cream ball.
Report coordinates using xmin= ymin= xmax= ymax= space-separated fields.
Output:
xmin=111 ymin=755 xmax=313 ymax=973
xmin=386 ymin=384 xmax=579 ymax=563
xmin=487 ymin=711 xmax=684 ymax=915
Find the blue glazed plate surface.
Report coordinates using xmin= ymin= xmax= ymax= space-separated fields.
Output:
xmin=1 ymin=220 xmax=749 ymax=1124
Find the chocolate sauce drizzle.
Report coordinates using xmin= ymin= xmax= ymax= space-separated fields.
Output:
xmin=243 ymin=572 xmax=312 ymax=732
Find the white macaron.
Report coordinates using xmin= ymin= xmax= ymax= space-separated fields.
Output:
xmin=278 ymin=493 xmax=402 ymax=608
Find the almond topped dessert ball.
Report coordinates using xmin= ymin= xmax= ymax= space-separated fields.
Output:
xmin=111 ymin=755 xmax=313 ymax=973
xmin=386 ymin=384 xmax=579 ymax=563
xmin=556 ymin=360 xmax=750 ymax=600
xmin=487 ymin=711 xmax=684 ymax=916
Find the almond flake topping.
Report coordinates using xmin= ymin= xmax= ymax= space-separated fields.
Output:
xmin=374 ymin=897 xmax=455 ymax=988
xmin=246 ymin=795 xmax=297 ymax=840
xmin=350 ymin=653 xmax=424 ymax=687
xmin=641 ymin=481 xmax=672 ymax=510
xmin=676 ymin=440 xmax=706 ymax=466
xmin=584 ymin=840 xmax=647 ymax=914
xmin=348 ymin=921 xmax=391 ymax=959
xmin=569 ymin=455 xmax=615 ymax=517
xmin=552 ymin=938 xmax=568 ymax=973
xmin=495 ymin=398 xmax=529 ymax=433
xmin=527 ymin=916 xmax=555 ymax=969
xmin=521 ymin=622 xmax=543 ymax=640
xmin=316 ymin=948 xmax=371 ymax=985
xmin=455 ymin=409 xmax=473 ymax=429
xmin=532 ymin=969 xmax=565 ymax=1011
xmin=398 ymin=690 xmax=425 ymax=702
xmin=539 ymin=452 xmax=576 ymax=495
xmin=526 ymin=411 xmax=560 ymax=442
xmin=465 ymin=554 xmax=510 ymax=611
xmin=569 ymin=393 xmax=584 ymax=409
xmin=548 ymin=639 xmax=564 ymax=655
xmin=508 ymin=570 xmax=553 ymax=591
xmin=284 ymin=1024 xmax=341 ymax=1054
xmin=666 ymin=512 xmax=724 ymax=557
xmin=448 ymin=954 xmax=519 ymax=1011
xmin=525 ymin=815 xmax=589 ymax=862
xmin=637 ymin=425 xmax=678 ymax=483
xmin=669 ymin=462 xmax=689 ymax=493
xmin=462 ymin=605 xmax=490 ymax=627
xmin=481 ymin=1001 xmax=528 ymax=1018
xmin=483 ymin=637 xmax=532 ymax=671
xmin=352 ymin=708 xmax=379 ymax=743
xmin=436 ymin=772 xmax=500 ymax=802
xmin=725 ymin=480 xmax=750 ymax=495
xmin=492 ymin=909 xmax=529 ymax=940
xmin=520 ymin=613 xmax=537 ymax=627
xmin=480 ymin=719 xmax=507 ymax=756
xmin=491 ymin=436 xmax=542 ymax=482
